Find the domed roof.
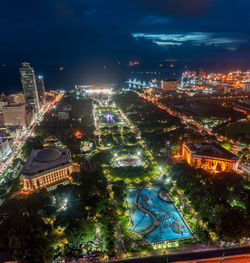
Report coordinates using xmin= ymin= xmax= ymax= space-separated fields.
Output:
xmin=35 ymin=148 xmax=62 ymax=162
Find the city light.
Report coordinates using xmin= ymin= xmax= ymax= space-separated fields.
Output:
xmin=1 ymin=2 xmax=249 ymax=258
xmin=86 ymin=88 xmax=113 ymax=94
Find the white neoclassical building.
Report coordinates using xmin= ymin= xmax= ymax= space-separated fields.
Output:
xmin=22 ymin=147 xmax=74 ymax=192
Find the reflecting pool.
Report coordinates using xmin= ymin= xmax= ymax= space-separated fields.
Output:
xmin=126 ymin=186 xmax=192 ymax=242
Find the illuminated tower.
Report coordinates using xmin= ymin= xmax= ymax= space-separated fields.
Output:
xmin=36 ymin=75 xmax=46 ymax=105
xmin=20 ymin=62 xmax=40 ymax=114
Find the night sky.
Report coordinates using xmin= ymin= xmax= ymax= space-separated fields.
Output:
xmin=1 ymin=0 xmax=250 ymax=92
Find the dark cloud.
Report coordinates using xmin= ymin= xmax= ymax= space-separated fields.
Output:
xmin=134 ymin=0 xmax=215 ymax=17
xmin=0 ymin=0 xmax=249 ymax=91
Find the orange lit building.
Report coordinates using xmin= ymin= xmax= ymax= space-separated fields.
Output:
xmin=21 ymin=148 xmax=74 ymax=192
xmin=182 ymin=142 xmax=239 ymax=173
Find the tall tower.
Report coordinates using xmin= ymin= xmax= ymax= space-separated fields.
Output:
xmin=20 ymin=62 xmax=40 ymax=114
xmin=36 ymin=75 xmax=46 ymax=105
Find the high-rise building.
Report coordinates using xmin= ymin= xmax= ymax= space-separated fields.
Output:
xmin=2 ymin=103 xmax=28 ymax=128
xmin=36 ymin=75 xmax=46 ymax=105
xmin=20 ymin=62 xmax=40 ymax=114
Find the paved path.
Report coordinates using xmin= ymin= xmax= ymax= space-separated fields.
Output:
xmin=133 ymin=187 xmax=160 ymax=236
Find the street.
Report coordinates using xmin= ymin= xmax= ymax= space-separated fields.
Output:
xmin=0 ymin=93 xmax=64 ymax=180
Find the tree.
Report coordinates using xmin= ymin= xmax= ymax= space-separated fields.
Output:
xmin=22 ymin=136 xmax=43 ymax=159
xmin=0 ymin=191 xmax=55 ymax=263
xmin=170 ymin=163 xmax=250 ymax=241
xmin=112 ymin=181 xmax=126 ymax=209
xmin=65 ymin=220 xmax=96 ymax=248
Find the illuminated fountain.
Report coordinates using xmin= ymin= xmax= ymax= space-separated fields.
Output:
xmin=104 ymin=113 xmax=114 ymax=123
xmin=112 ymin=154 xmax=144 ymax=167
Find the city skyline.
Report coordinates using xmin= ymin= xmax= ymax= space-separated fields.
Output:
xmin=1 ymin=0 xmax=250 ymax=91
xmin=0 ymin=1 xmax=249 ymax=262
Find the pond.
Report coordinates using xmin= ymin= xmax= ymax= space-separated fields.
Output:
xmin=126 ymin=186 xmax=192 ymax=242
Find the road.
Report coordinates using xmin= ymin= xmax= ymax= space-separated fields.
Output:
xmin=138 ymin=92 xmax=249 ymax=172
xmin=0 ymin=93 xmax=64 ymax=180
xmin=107 ymin=246 xmax=250 ymax=263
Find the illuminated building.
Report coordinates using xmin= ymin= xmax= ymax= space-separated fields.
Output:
xmin=161 ymin=79 xmax=178 ymax=91
xmin=243 ymin=82 xmax=250 ymax=93
xmin=182 ymin=142 xmax=239 ymax=173
xmin=2 ymin=103 xmax=28 ymax=128
xmin=20 ymin=62 xmax=40 ymax=114
xmin=0 ymin=139 xmax=12 ymax=161
xmin=36 ymin=75 xmax=46 ymax=105
xmin=21 ymin=148 xmax=74 ymax=192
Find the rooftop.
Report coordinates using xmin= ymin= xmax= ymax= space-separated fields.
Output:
xmin=3 ymin=103 xmax=25 ymax=108
xmin=184 ymin=142 xmax=238 ymax=161
xmin=22 ymin=147 xmax=72 ymax=177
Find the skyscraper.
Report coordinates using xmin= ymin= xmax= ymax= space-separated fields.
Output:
xmin=36 ymin=75 xmax=46 ymax=105
xmin=20 ymin=62 xmax=40 ymax=114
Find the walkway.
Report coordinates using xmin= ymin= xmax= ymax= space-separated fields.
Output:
xmin=133 ymin=187 xmax=160 ymax=236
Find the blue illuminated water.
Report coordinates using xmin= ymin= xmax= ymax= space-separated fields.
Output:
xmin=126 ymin=186 xmax=192 ymax=242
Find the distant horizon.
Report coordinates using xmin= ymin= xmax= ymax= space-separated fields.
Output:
xmin=1 ymin=0 xmax=250 ymax=93
xmin=1 ymin=60 xmax=249 ymax=95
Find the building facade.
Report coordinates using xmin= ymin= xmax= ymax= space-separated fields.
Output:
xmin=0 ymin=113 xmax=4 ymax=127
xmin=161 ymin=79 xmax=178 ymax=91
xmin=20 ymin=62 xmax=40 ymax=114
xmin=22 ymin=148 xmax=74 ymax=192
xmin=182 ymin=142 xmax=239 ymax=173
xmin=2 ymin=103 xmax=28 ymax=128
xmin=0 ymin=139 xmax=12 ymax=161
xmin=13 ymin=92 xmax=25 ymax=104
xmin=0 ymin=101 xmax=8 ymax=113
xmin=243 ymin=82 xmax=250 ymax=93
